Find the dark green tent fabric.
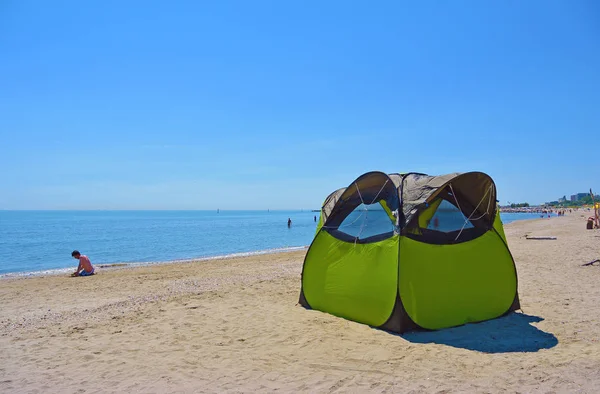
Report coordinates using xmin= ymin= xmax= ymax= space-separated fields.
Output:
xmin=401 ymin=172 xmax=496 ymax=227
xmin=320 ymin=188 xmax=346 ymax=224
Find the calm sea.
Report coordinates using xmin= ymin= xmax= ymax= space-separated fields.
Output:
xmin=0 ymin=210 xmax=547 ymax=276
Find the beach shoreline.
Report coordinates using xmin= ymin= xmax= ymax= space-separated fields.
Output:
xmin=0 ymin=245 xmax=309 ymax=280
xmin=2 ymin=212 xmax=600 ymax=393
xmin=0 ymin=211 xmax=562 ymax=279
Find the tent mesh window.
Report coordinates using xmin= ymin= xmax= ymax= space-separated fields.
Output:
xmin=403 ymin=185 xmax=490 ymax=244
xmin=426 ymin=199 xmax=474 ymax=232
xmin=324 ymin=172 xmax=399 ymax=243
xmin=338 ymin=203 xmax=395 ymax=240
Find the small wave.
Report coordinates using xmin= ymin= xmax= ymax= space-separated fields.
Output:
xmin=0 ymin=267 xmax=74 ymax=279
xmin=0 ymin=246 xmax=309 ymax=279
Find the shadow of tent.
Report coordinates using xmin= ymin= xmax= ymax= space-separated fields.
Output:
xmin=399 ymin=312 xmax=558 ymax=353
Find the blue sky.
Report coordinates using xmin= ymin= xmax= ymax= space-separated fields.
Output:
xmin=1 ymin=1 xmax=598 ymax=209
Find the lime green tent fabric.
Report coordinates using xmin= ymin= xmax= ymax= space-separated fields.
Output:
xmin=299 ymin=171 xmax=520 ymax=334
xmin=493 ymin=207 xmax=508 ymax=244
xmin=418 ymin=199 xmax=441 ymax=229
xmin=315 ymin=212 xmax=324 ymax=235
xmin=303 ymin=231 xmax=399 ymax=327
xmin=399 ymin=232 xmax=517 ymax=330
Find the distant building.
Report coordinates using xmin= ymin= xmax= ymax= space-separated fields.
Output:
xmin=558 ymin=197 xmax=566 ymax=203
xmin=570 ymin=192 xmax=594 ymax=202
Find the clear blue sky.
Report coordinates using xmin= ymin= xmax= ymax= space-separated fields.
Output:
xmin=1 ymin=1 xmax=598 ymax=209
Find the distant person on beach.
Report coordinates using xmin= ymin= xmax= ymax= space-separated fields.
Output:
xmin=71 ymin=250 xmax=95 ymax=277
xmin=287 ymin=218 xmax=292 ymax=227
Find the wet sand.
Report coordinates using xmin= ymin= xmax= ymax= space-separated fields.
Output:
xmin=1 ymin=212 xmax=600 ymax=393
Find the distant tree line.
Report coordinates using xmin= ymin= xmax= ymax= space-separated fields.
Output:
xmin=509 ymin=203 xmax=530 ymax=208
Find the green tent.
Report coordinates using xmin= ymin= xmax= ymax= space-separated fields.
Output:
xmin=299 ymin=171 xmax=520 ymax=333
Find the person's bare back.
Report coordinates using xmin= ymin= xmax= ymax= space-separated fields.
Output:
xmin=71 ymin=250 xmax=95 ymax=277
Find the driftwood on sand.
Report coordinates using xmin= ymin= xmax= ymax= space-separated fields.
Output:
xmin=525 ymin=235 xmax=557 ymax=240
xmin=582 ymin=259 xmax=600 ymax=267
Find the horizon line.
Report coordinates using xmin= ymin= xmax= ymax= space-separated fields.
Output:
xmin=0 ymin=208 xmax=321 ymax=212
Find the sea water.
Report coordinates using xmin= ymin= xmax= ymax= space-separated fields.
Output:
xmin=0 ymin=210 xmax=549 ymax=276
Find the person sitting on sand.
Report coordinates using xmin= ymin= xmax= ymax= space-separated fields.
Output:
xmin=71 ymin=250 xmax=95 ymax=277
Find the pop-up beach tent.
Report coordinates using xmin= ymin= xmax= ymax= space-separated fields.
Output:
xmin=299 ymin=171 xmax=520 ymax=333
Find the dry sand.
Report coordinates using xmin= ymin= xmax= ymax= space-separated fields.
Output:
xmin=1 ymin=212 xmax=600 ymax=393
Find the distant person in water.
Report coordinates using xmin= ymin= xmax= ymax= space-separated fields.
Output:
xmin=71 ymin=250 xmax=95 ymax=277
xmin=314 ymin=215 xmax=317 ymax=222
xmin=288 ymin=218 xmax=292 ymax=227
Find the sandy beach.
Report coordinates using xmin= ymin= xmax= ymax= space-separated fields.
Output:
xmin=2 ymin=213 xmax=600 ymax=393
